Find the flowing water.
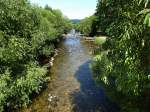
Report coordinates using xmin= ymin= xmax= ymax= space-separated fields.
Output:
xmin=20 ymin=37 xmax=118 ymax=112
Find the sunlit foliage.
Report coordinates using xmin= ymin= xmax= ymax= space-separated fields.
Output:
xmin=75 ymin=16 xmax=96 ymax=36
xmin=91 ymin=0 xmax=150 ymax=111
xmin=0 ymin=0 xmax=72 ymax=111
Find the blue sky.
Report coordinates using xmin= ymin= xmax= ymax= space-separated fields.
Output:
xmin=30 ymin=0 xmax=97 ymax=19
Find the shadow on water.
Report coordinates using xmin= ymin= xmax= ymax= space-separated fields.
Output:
xmin=71 ymin=60 xmax=119 ymax=112
xmin=19 ymin=38 xmax=120 ymax=112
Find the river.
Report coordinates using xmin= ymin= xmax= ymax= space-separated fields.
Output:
xmin=20 ymin=37 xmax=118 ymax=112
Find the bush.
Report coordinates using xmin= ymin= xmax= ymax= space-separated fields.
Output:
xmin=90 ymin=52 xmax=111 ymax=85
xmin=0 ymin=70 xmax=11 ymax=112
xmin=94 ymin=36 xmax=106 ymax=45
xmin=10 ymin=62 xmax=47 ymax=108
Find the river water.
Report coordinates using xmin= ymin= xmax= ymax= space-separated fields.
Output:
xmin=20 ymin=37 xmax=118 ymax=112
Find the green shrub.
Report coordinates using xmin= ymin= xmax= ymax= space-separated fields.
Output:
xmin=10 ymin=62 xmax=47 ymax=108
xmin=90 ymin=52 xmax=111 ymax=85
xmin=0 ymin=70 xmax=11 ymax=112
xmin=94 ymin=36 xmax=106 ymax=45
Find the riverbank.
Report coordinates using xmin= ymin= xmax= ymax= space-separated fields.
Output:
xmin=19 ymin=38 xmax=119 ymax=112
xmin=81 ymin=36 xmax=95 ymax=41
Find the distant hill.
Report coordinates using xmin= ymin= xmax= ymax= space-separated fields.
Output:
xmin=71 ymin=19 xmax=81 ymax=24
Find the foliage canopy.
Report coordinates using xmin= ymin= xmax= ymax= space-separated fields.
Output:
xmin=0 ymin=0 xmax=72 ymax=111
xmin=91 ymin=0 xmax=150 ymax=111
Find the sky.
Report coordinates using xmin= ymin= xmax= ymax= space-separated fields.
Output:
xmin=30 ymin=0 xmax=97 ymax=19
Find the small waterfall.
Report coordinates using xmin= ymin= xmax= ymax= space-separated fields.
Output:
xmin=67 ymin=29 xmax=81 ymax=38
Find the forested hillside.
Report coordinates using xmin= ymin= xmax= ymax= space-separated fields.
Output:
xmin=90 ymin=0 xmax=150 ymax=111
xmin=0 ymin=0 xmax=72 ymax=111
xmin=71 ymin=19 xmax=81 ymax=24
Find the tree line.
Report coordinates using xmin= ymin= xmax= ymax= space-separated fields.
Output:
xmin=0 ymin=0 xmax=72 ymax=111
xmin=75 ymin=16 xmax=96 ymax=36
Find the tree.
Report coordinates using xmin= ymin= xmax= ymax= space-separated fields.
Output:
xmin=91 ymin=0 xmax=150 ymax=111
xmin=75 ymin=16 xmax=96 ymax=36
xmin=0 ymin=0 xmax=72 ymax=111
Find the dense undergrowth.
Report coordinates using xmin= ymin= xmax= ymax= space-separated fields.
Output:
xmin=0 ymin=0 xmax=72 ymax=111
